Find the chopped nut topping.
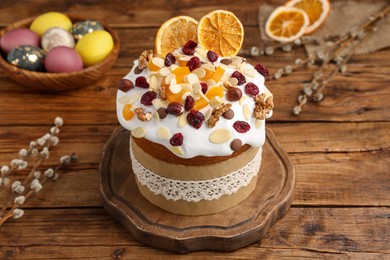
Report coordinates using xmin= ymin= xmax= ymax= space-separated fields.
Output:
xmin=208 ymin=103 xmax=232 ymax=128
xmin=159 ymin=85 xmax=167 ymax=100
xmin=134 ymin=108 xmax=152 ymax=121
xmin=138 ymin=50 xmax=154 ymax=70
xmin=253 ymin=94 xmax=274 ymax=120
xmin=223 ymin=81 xmax=234 ymax=90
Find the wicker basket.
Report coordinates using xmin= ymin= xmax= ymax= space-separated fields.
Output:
xmin=0 ymin=14 xmax=120 ymax=91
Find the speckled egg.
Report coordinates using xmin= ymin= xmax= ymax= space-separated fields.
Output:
xmin=0 ymin=28 xmax=40 ymax=54
xmin=71 ymin=19 xmax=104 ymax=40
xmin=7 ymin=45 xmax=45 ymax=71
xmin=75 ymin=30 xmax=113 ymax=66
xmin=30 ymin=12 xmax=72 ymax=36
xmin=45 ymin=46 xmax=83 ymax=73
xmin=41 ymin=27 xmax=75 ymax=51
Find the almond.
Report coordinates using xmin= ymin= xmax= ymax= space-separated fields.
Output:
xmin=209 ymin=128 xmax=231 ymax=144
xmin=131 ymin=127 xmax=146 ymax=138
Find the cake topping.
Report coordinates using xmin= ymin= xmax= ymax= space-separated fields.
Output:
xmin=253 ymin=94 xmax=274 ymax=120
xmin=230 ymin=138 xmax=242 ymax=151
xmin=140 ymin=91 xmax=157 ymax=106
xmin=243 ymin=104 xmax=251 ymax=120
xmin=207 ymin=51 xmax=219 ymax=62
xmin=132 ymin=127 xmax=146 ymax=138
xmin=167 ymin=102 xmax=184 ymax=116
xmin=157 ymin=107 xmax=168 ymax=119
xmin=208 ymin=103 xmax=232 ymax=128
xmin=222 ymin=109 xmax=234 ymax=119
xmin=184 ymin=95 xmax=195 ymax=111
xmin=157 ymin=127 xmax=171 ymax=139
xmin=226 ymin=87 xmax=242 ymax=102
xmin=138 ymin=50 xmax=153 ymax=70
xmin=231 ymin=71 xmax=246 ymax=85
xmin=209 ymin=128 xmax=231 ymax=144
xmin=169 ymin=133 xmax=184 ymax=146
xmin=118 ymin=78 xmax=133 ymax=92
xmin=164 ymin=53 xmax=176 ymax=66
xmin=255 ymin=64 xmax=270 ymax=78
xmin=135 ymin=76 xmax=149 ymax=88
xmin=187 ymin=110 xmax=205 ymax=129
xmin=233 ymin=121 xmax=251 ymax=133
xmin=244 ymin=82 xmax=259 ymax=96
xmin=116 ymin=10 xmax=274 ymax=158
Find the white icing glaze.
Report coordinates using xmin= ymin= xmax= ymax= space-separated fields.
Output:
xmin=116 ymin=47 xmax=273 ymax=158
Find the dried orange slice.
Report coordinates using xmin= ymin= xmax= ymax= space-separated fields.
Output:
xmin=265 ymin=6 xmax=309 ymax=42
xmin=286 ymin=0 xmax=331 ymax=34
xmin=197 ymin=10 xmax=244 ymax=57
xmin=155 ymin=16 xmax=198 ymax=56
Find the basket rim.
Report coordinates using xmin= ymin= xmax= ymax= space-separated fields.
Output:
xmin=0 ymin=13 xmax=120 ymax=78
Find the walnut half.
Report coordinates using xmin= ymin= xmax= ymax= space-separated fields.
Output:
xmin=138 ymin=50 xmax=154 ymax=70
xmin=253 ymin=94 xmax=274 ymax=120
xmin=208 ymin=103 xmax=232 ymax=128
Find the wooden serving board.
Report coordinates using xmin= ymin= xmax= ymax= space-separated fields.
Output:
xmin=99 ymin=127 xmax=295 ymax=253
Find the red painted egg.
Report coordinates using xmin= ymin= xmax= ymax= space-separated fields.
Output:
xmin=0 ymin=28 xmax=40 ymax=54
xmin=45 ymin=46 xmax=84 ymax=73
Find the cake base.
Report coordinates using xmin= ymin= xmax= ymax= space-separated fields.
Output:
xmin=99 ymin=127 xmax=295 ymax=253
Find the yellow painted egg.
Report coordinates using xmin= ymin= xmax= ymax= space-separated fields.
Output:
xmin=75 ymin=30 xmax=113 ymax=66
xmin=30 ymin=12 xmax=72 ymax=36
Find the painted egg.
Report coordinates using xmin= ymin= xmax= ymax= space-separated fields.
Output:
xmin=41 ymin=27 xmax=75 ymax=51
xmin=0 ymin=28 xmax=40 ymax=54
xmin=7 ymin=45 xmax=45 ymax=71
xmin=45 ymin=46 xmax=83 ymax=73
xmin=30 ymin=12 xmax=72 ymax=36
xmin=75 ymin=30 xmax=113 ymax=66
xmin=71 ymin=19 xmax=104 ymax=40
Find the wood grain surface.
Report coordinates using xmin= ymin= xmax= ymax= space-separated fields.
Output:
xmin=99 ymin=127 xmax=295 ymax=252
xmin=0 ymin=0 xmax=389 ymax=259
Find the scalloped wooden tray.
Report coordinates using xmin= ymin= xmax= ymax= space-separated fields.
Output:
xmin=99 ymin=127 xmax=295 ymax=253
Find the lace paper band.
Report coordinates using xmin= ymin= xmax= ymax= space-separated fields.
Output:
xmin=130 ymin=143 xmax=262 ymax=202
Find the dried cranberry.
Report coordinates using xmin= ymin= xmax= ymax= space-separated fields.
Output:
xmin=186 ymin=57 xmax=200 ymax=71
xmin=255 ymin=64 xmax=269 ymax=77
xmin=182 ymin=46 xmax=195 ymax=55
xmin=118 ymin=79 xmax=133 ymax=92
xmin=182 ymin=40 xmax=197 ymax=55
xmin=187 ymin=109 xmax=205 ymax=129
xmin=170 ymin=133 xmax=184 ymax=146
xmin=231 ymin=71 xmax=246 ymax=85
xmin=184 ymin=40 xmax=197 ymax=49
xmin=207 ymin=51 xmax=218 ymax=62
xmin=135 ymin=76 xmax=149 ymax=88
xmin=244 ymin=82 xmax=259 ymax=96
xmin=233 ymin=121 xmax=251 ymax=133
xmin=184 ymin=95 xmax=194 ymax=111
xmin=200 ymin=82 xmax=208 ymax=94
xmin=164 ymin=53 xmax=176 ymax=67
xmin=140 ymin=91 xmax=157 ymax=106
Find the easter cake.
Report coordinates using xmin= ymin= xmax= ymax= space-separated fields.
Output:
xmin=116 ymin=10 xmax=274 ymax=215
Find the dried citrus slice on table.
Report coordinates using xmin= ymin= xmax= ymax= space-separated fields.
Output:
xmin=197 ymin=10 xmax=244 ymax=57
xmin=155 ymin=16 xmax=198 ymax=56
xmin=286 ymin=0 xmax=331 ymax=34
xmin=265 ymin=6 xmax=309 ymax=42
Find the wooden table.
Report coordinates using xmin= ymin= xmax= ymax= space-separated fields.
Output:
xmin=0 ymin=0 xmax=389 ymax=259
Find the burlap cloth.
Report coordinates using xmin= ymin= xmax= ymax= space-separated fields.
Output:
xmin=258 ymin=0 xmax=390 ymax=56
